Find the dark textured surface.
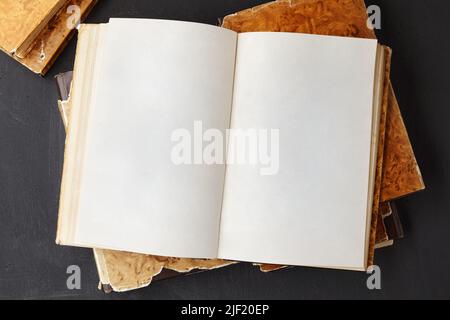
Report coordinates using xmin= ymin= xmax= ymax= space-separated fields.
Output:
xmin=0 ymin=0 xmax=449 ymax=300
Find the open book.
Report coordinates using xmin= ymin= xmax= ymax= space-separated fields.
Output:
xmin=57 ymin=19 xmax=385 ymax=271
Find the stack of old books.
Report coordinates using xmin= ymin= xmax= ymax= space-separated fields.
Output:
xmin=0 ymin=0 xmax=96 ymax=75
xmin=55 ymin=0 xmax=425 ymax=293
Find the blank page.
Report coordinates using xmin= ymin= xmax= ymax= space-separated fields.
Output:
xmin=73 ymin=19 xmax=237 ymax=258
xmin=218 ymin=32 xmax=379 ymax=269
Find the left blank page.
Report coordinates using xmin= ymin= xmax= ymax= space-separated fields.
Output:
xmin=61 ymin=19 xmax=237 ymax=259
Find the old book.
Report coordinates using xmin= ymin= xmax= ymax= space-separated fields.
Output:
xmin=57 ymin=19 xmax=386 ymax=276
xmin=16 ymin=0 xmax=97 ymax=75
xmin=62 ymin=0 xmax=422 ymax=292
xmin=382 ymin=202 xmax=405 ymax=240
xmin=8 ymin=0 xmax=97 ymax=75
xmin=59 ymin=0 xmax=424 ymax=292
xmin=56 ymin=71 xmax=72 ymax=100
xmin=0 ymin=0 xmax=66 ymax=58
xmin=380 ymin=83 xmax=425 ymax=201
xmin=374 ymin=201 xmax=405 ymax=249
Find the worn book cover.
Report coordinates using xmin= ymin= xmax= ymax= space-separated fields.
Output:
xmin=13 ymin=0 xmax=97 ymax=75
xmin=381 ymin=82 xmax=425 ymax=201
xmin=0 ymin=0 xmax=66 ymax=57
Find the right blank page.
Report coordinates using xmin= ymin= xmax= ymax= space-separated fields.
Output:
xmin=218 ymin=32 xmax=379 ymax=269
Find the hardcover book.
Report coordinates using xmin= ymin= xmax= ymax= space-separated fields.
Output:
xmin=17 ymin=0 xmax=97 ymax=75
xmin=0 ymin=0 xmax=66 ymax=57
xmin=56 ymin=0 xmax=424 ymax=292
xmin=0 ymin=0 xmax=97 ymax=75
xmin=57 ymin=18 xmax=387 ymax=272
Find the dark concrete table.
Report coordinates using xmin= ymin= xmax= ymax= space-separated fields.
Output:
xmin=0 ymin=0 xmax=449 ymax=299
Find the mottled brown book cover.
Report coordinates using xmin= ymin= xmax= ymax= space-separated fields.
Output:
xmin=14 ymin=0 xmax=97 ymax=75
xmin=381 ymin=83 xmax=425 ymax=201
xmin=0 ymin=0 xmax=65 ymax=57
